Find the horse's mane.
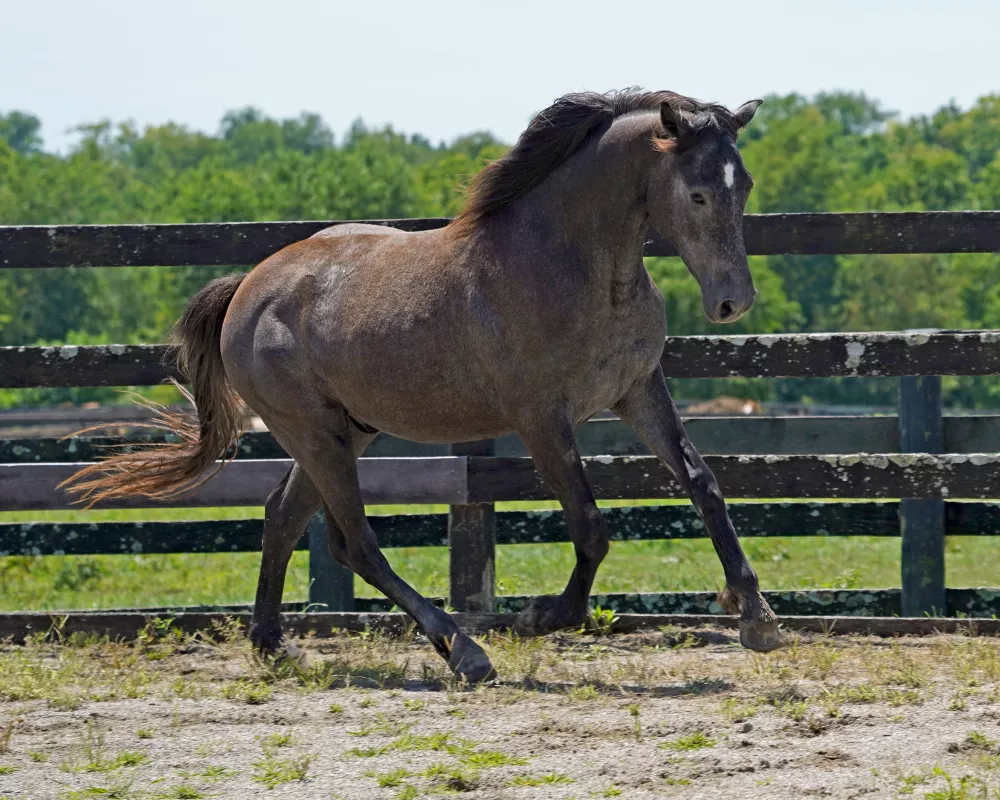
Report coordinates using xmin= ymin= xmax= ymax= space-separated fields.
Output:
xmin=454 ymin=88 xmax=741 ymax=229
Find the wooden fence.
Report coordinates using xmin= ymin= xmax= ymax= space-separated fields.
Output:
xmin=2 ymin=212 xmax=1000 ymax=621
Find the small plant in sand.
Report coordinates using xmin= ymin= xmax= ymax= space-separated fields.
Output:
xmin=627 ymin=703 xmax=642 ymax=742
xmin=659 ymin=731 xmax=716 ymax=752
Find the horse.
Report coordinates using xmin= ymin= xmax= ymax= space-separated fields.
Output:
xmin=64 ymin=89 xmax=781 ymax=682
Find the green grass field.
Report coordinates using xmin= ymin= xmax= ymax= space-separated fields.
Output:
xmin=2 ymin=500 xmax=999 ymax=611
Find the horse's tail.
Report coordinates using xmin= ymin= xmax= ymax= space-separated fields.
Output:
xmin=61 ymin=273 xmax=248 ymax=506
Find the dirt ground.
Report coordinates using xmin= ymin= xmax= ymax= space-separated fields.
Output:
xmin=3 ymin=621 xmax=1000 ymax=799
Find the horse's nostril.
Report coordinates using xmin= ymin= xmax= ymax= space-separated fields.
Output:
xmin=718 ymin=300 xmax=735 ymax=320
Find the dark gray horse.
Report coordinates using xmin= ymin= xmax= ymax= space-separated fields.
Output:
xmin=65 ymin=89 xmax=780 ymax=682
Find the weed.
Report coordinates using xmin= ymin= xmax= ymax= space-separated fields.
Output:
xmin=460 ymin=750 xmax=529 ymax=768
xmin=348 ymin=714 xmax=411 ymax=738
xmin=27 ymin=750 xmax=48 ymax=762
xmin=423 ymin=762 xmax=481 ymax=791
xmin=62 ymin=721 xmax=149 ymax=773
xmin=598 ymin=786 xmax=622 ymax=797
xmin=508 ymin=772 xmax=575 ymax=786
xmin=964 ymin=730 xmax=996 ymax=751
xmin=627 ymin=703 xmax=642 ymax=742
xmin=566 ymin=684 xmax=601 ymax=702
xmin=136 ymin=729 xmax=154 ymax=740
xmin=220 ymin=679 xmax=271 ymax=705
xmin=0 ymin=765 xmax=16 ymax=775
xmin=328 ymin=703 xmax=344 ymax=714
xmin=0 ymin=718 xmax=21 ymax=754
xmin=659 ymin=731 xmax=716 ymax=751
xmin=365 ymin=767 xmax=412 ymax=788
xmin=252 ymin=751 xmax=316 ymax=789
xmin=403 ymin=698 xmax=426 ymax=712
xmin=260 ymin=731 xmax=295 ymax=749
xmin=582 ymin=606 xmax=619 ymax=636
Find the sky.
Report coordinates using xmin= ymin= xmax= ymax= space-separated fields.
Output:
xmin=3 ymin=0 xmax=998 ymax=152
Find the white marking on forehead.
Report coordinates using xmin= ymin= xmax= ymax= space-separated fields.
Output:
xmin=723 ymin=162 xmax=735 ymax=189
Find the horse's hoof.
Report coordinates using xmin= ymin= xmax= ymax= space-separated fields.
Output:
xmin=447 ymin=633 xmax=496 ymax=684
xmin=513 ymin=595 xmax=576 ymax=637
xmin=739 ymin=618 xmax=782 ymax=652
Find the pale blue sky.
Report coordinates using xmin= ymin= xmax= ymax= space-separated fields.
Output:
xmin=3 ymin=0 xmax=998 ymax=151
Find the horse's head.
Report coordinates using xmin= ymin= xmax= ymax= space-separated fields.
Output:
xmin=645 ymin=97 xmax=762 ymax=323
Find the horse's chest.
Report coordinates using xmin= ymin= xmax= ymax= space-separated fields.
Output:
xmin=564 ymin=301 xmax=665 ymax=413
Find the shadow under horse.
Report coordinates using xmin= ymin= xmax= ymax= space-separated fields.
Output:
xmin=64 ymin=89 xmax=781 ymax=681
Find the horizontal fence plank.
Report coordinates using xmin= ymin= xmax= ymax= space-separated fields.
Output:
xmin=468 ymin=454 xmax=1000 ymax=502
xmin=660 ymin=330 xmax=1000 ymax=379
xmin=4 ymin=330 xmax=1000 ymax=389
xmin=7 ymin=415 xmax=999 ymax=463
xmin=4 ymin=610 xmax=1000 ymax=644
xmin=0 ymin=457 xmax=468 ymax=510
xmin=1 ymin=502 xmax=912 ymax=556
xmin=5 ymin=454 xmax=1000 ymax=510
xmin=7 ymin=502 xmax=999 ymax=559
xmin=3 ymin=212 xmax=998 ymax=269
xmin=72 ymin=588 xmax=1000 ymax=620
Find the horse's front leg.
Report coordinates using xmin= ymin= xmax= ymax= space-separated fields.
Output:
xmin=514 ymin=413 xmax=610 ymax=636
xmin=613 ymin=367 xmax=781 ymax=652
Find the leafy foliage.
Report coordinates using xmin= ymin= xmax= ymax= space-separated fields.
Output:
xmin=0 ymin=92 xmax=997 ymax=409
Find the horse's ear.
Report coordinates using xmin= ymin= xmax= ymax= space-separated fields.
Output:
xmin=733 ymin=99 xmax=763 ymax=131
xmin=660 ymin=102 xmax=694 ymax=142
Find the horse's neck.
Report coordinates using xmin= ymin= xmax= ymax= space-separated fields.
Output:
xmin=511 ymin=115 xmax=656 ymax=290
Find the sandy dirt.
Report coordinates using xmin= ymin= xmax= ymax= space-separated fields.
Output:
xmin=2 ymin=623 xmax=1000 ymax=798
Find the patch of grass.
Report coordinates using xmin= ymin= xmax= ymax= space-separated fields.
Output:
xmin=136 ymin=729 xmax=154 ymax=740
xmin=659 ymin=731 xmax=716 ymax=752
xmin=328 ymin=703 xmax=344 ymax=714
xmin=402 ymin=698 xmax=426 ymax=712
xmin=219 ymin=679 xmax=271 ymax=705
xmin=61 ymin=722 xmax=150 ymax=774
xmin=964 ymin=730 xmax=996 ymax=750
xmin=61 ymin=776 xmax=136 ymax=799
xmin=460 ymin=750 xmax=529 ymax=768
xmin=508 ymin=772 xmax=575 ymax=786
xmin=0 ymin=765 xmax=16 ymax=774
xmin=0 ymin=718 xmax=21 ymax=754
xmin=719 ymin=698 xmax=759 ymax=722
xmin=27 ymin=750 xmax=49 ymax=762
xmin=197 ymin=764 xmax=239 ymax=781
xmin=423 ymin=762 xmax=480 ymax=791
xmin=154 ymin=787 xmax=205 ymax=800
xmin=924 ymin=767 xmax=990 ymax=799
xmin=251 ymin=751 xmax=316 ymax=789
xmin=627 ymin=703 xmax=642 ymax=742
xmin=348 ymin=714 xmax=411 ymax=737
xmin=364 ymin=767 xmax=412 ymax=788
xmin=598 ymin=786 xmax=622 ymax=797
xmin=565 ymin=684 xmax=601 ymax=702
xmin=260 ymin=731 xmax=295 ymax=749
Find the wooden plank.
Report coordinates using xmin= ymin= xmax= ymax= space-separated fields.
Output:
xmin=8 ymin=415 xmax=999 ymax=464
xmin=5 ymin=331 xmax=999 ymax=389
xmin=307 ymin=512 xmax=354 ymax=612
xmin=3 ymin=212 xmax=998 ymax=269
xmin=899 ymin=376 xmax=946 ymax=617
xmin=0 ymin=219 xmax=451 ymax=269
xmin=0 ymin=502 xmax=902 ymax=557
xmin=448 ymin=440 xmax=497 ymax=613
xmin=5 ymin=452 xmax=1000 ymax=511
xmin=947 ymin=502 xmax=1000 ymax=535
xmin=468 ymin=453 xmax=1000 ymax=501
xmin=660 ymin=330 xmax=1000 ymax=379
xmin=0 ymin=457 xmax=468 ymax=510
xmin=4 ymin=608 xmax=1000 ymax=646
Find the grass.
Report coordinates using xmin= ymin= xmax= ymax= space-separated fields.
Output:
xmin=6 ymin=498 xmax=1000 ymax=612
xmin=659 ymin=731 xmax=716 ymax=751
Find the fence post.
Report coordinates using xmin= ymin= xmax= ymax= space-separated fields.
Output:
xmin=308 ymin=511 xmax=355 ymax=611
xmin=448 ymin=439 xmax=497 ymax=612
xmin=899 ymin=374 xmax=946 ymax=617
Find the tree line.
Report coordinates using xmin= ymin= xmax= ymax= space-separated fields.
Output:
xmin=1 ymin=92 xmax=998 ymax=409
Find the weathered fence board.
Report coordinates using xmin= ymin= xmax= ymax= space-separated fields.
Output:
xmin=467 ymin=454 xmax=1000 ymax=502
xmin=5 ymin=454 xmax=1000 ymax=511
xmin=0 ymin=457 xmax=468 ymax=510
xmin=0 ymin=502 xmax=913 ymax=557
xmin=5 ymin=331 xmax=1000 ymax=389
xmin=7 ymin=415 xmax=1000 ymax=463
xmin=3 ymin=212 xmax=998 ymax=269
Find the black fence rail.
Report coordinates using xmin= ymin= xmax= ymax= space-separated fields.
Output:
xmin=1 ymin=213 xmax=999 ymax=622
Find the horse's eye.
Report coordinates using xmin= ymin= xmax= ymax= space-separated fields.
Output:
xmin=691 ymin=193 xmax=706 ymax=205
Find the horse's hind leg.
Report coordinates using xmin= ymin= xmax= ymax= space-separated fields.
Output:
xmin=283 ymin=407 xmax=495 ymax=683
xmin=249 ymin=429 xmax=377 ymax=653
xmin=249 ymin=462 xmax=321 ymax=652
xmin=513 ymin=412 xmax=609 ymax=636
